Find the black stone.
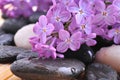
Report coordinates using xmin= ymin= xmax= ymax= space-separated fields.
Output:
xmin=28 ymin=11 xmax=46 ymax=23
xmin=85 ymin=63 xmax=118 ymax=80
xmin=11 ymin=58 xmax=85 ymax=80
xmin=17 ymin=50 xmax=38 ymax=60
xmin=0 ymin=45 xmax=28 ymax=63
xmin=0 ymin=33 xmax=14 ymax=45
xmin=64 ymin=44 xmax=95 ymax=65
xmin=0 ymin=28 xmax=5 ymax=35
xmin=1 ymin=18 xmax=28 ymax=34
xmin=2 ymin=14 xmax=9 ymax=19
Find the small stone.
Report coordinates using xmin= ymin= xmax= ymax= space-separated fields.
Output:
xmin=85 ymin=63 xmax=118 ymax=80
xmin=1 ymin=18 xmax=28 ymax=34
xmin=0 ymin=45 xmax=28 ymax=63
xmin=95 ymin=45 xmax=120 ymax=72
xmin=64 ymin=44 xmax=95 ymax=65
xmin=0 ymin=33 xmax=14 ymax=45
xmin=11 ymin=58 xmax=85 ymax=80
xmin=14 ymin=24 xmax=36 ymax=49
xmin=28 ymin=11 xmax=46 ymax=23
xmin=17 ymin=50 xmax=38 ymax=60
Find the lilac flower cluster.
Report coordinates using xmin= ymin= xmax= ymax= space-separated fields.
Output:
xmin=30 ymin=0 xmax=120 ymax=59
xmin=0 ymin=0 xmax=52 ymax=18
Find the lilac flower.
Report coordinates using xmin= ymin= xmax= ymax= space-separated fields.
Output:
xmin=35 ymin=44 xmax=64 ymax=59
xmin=113 ymin=0 xmax=120 ymax=23
xmin=57 ymin=29 xmax=82 ymax=53
xmin=29 ymin=36 xmax=41 ymax=51
xmin=68 ymin=0 xmax=92 ymax=24
xmin=47 ymin=3 xmax=71 ymax=31
xmin=77 ymin=18 xmax=92 ymax=34
xmin=33 ymin=15 xmax=54 ymax=43
xmin=82 ymin=33 xmax=97 ymax=46
xmin=93 ymin=1 xmax=117 ymax=25
xmin=108 ymin=27 xmax=120 ymax=44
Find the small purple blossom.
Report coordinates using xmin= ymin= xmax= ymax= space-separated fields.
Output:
xmin=68 ymin=0 xmax=93 ymax=24
xmin=93 ymin=1 xmax=117 ymax=25
xmin=57 ymin=29 xmax=82 ymax=53
xmin=47 ymin=3 xmax=71 ymax=31
xmin=82 ymin=33 xmax=97 ymax=46
xmin=33 ymin=15 xmax=54 ymax=43
xmin=108 ymin=27 xmax=120 ymax=44
xmin=35 ymin=44 xmax=64 ymax=59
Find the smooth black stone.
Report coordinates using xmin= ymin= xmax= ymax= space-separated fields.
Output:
xmin=11 ymin=58 xmax=85 ymax=80
xmin=17 ymin=50 xmax=38 ymax=60
xmin=0 ymin=45 xmax=28 ymax=63
xmin=28 ymin=11 xmax=46 ymax=23
xmin=85 ymin=63 xmax=118 ymax=80
xmin=0 ymin=28 xmax=5 ymax=35
xmin=64 ymin=44 xmax=95 ymax=65
xmin=0 ymin=33 xmax=14 ymax=45
xmin=1 ymin=18 xmax=28 ymax=34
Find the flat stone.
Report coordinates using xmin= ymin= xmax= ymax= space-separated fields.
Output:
xmin=0 ymin=33 xmax=14 ymax=45
xmin=95 ymin=45 xmax=120 ymax=72
xmin=14 ymin=24 xmax=36 ymax=49
xmin=17 ymin=50 xmax=38 ymax=60
xmin=85 ymin=63 xmax=118 ymax=80
xmin=1 ymin=18 xmax=28 ymax=34
xmin=11 ymin=58 xmax=85 ymax=80
xmin=0 ymin=45 xmax=28 ymax=63
xmin=64 ymin=44 xmax=95 ymax=65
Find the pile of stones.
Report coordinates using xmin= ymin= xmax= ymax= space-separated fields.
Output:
xmin=0 ymin=12 xmax=120 ymax=80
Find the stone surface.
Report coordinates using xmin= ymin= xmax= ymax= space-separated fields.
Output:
xmin=11 ymin=58 xmax=85 ymax=80
xmin=1 ymin=18 xmax=28 ymax=34
xmin=95 ymin=45 xmax=120 ymax=72
xmin=0 ymin=45 xmax=28 ymax=63
xmin=64 ymin=44 xmax=95 ymax=65
xmin=28 ymin=11 xmax=46 ymax=23
xmin=17 ymin=50 xmax=38 ymax=60
xmin=0 ymin=33 xmax=14 ymax=45
xmin=14 ymin=24 xmax=36 ymax=49
xmin=85 ymin=63 xmax=118 ymax=80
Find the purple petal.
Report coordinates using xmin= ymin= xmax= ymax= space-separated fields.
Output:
xmin=71 ymin=31 xmax=82 ymax=41
xmin=68 ymin=4 xmax=79 ymax=13
xmin=94 ymin=0 xmax=105 ymax=12
xmin=113 ymin=0 xmax=120 ymax=9
xmin=46 ymin=23 xmax=54 ymax=35
xmin=107 ymin=5 xmax=118 ymax=15
xmin=108 ymin=29 xmax=116 ymax=38
xmin=87 ymin=33 xmax=96 ymax=38
xmin=75 ymin=14 xmax=84 ymax=24
xmin=59 ymin=30 xmax=70 ymax=40
xmin=86 ymin=39 xmax=97 ymax=46
xmin=60 ymin=11 xmax=71 ymax=22
xmin=33 ymin=22 xmax=40 ymax=34
xmin=105 ymin=15 xmax=116 ymax=25
xmin=93 ymin=14 xmax=104 ymax=24
xmin=114 ymin=34 xmax=120 ymax=44
xmin=54 ymin=22 xmax=64 ymax=31
xmin=40 ymin=33 xmax=47 ymax=44
xmin=57 ymin=53 xmax=64 ymax=58
xmin=70 ymin=41 xmax=81 ymax=51
xmin=57 ymin=42 xmax=69 ymax=53
xmin=38 ymin=15 xmax=47 ymax=27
